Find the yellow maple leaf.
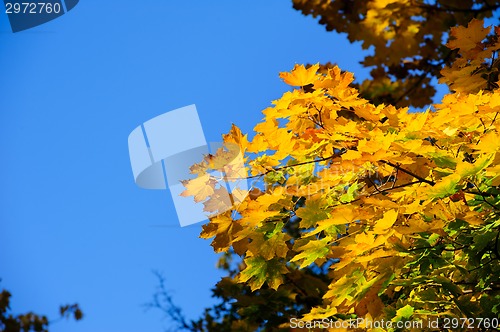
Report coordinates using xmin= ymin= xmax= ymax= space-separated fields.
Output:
xmin=404 ymin=109 xmax=429 ymax=133
xmin=373 ymin=210 xmax=398 ymax=234
xmin=202 ymin=187 xmax=233 ymax=214
xmin=200 ymin=212 xmax=237 ymax=252
xmin=356 ymin=248 xmax=395 ymax=263
xmin=180 ymin=174 xmax=215 ymax=202
xmin=247 ymin=133 xmax=269 ymax=153
xmin=362 ymin=197 xmax=400 ymax=209
xmin=301 ymin=306 xmax=337 ymax=321
xmin=476 ymin=131 xmax=500 ymax=154
xmin=342 ymin=149 xmax=363 ymax=161
xmin=395 ymin=216 xmax=431 ymax=234
xmin=223 ymin=124 xmax=248 ymax=151
xmin=462 ymin=211 xmax=485 ymax=226
xmin=328 ymin=206 xmax=359 ymax=225
xmin=255 ymin=186 xmax=286 ymax=207
xmin=239 ymin=206 xmax=280 ymax=228
xmin=456 ymin=154 xmax=494 ymax=178
xmin=279 ymin=63 xmax=319 ymax=86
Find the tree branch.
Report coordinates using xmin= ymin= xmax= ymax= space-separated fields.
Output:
xmin=244 ymin=153 xmax=342 ymax=180
xmin=415 ymin=2 xmax=500 ymax=13
xmin=469 ymin=182 xmax=499 ymax=210
xmin=380 ymin=161 xmax=436 ymax=185
xmin=145 ymin=271 xmax=192 ymax=332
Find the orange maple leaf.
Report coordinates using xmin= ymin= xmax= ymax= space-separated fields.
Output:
xmin=447 ymin=18 xmax=490 ymax=52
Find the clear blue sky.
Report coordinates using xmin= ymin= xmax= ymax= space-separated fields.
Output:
xmin=0 ymin=1 xmax=382 ymax=331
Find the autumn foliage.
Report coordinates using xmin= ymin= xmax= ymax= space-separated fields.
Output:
xmin=0 ymin=288 xmax=83 ymax=332
xmin=293 ymin=0 xmax=500 ymax=108
xmin=180 ymin=12 xmax=500 ymax=332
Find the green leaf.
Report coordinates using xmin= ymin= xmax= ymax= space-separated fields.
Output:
xmin=426 ymin=233 xmax=440 ymax=246
xmin=471 ymin=231 xmax=496 ymax=253
xmin=248 ymin=222 xmax=290 ymax=260
xmin=393 ymin=304 xmax=414 ymax=322
xmin=296 ymin=196 xmax=329 ymax=228
xmin=456 ymin=154 xmax=494 ymax=178
xmin=340 ymin=182 xmax=360 ymax=203
xmin=238 ymin=257 xmax=288 ymax=291
xmin=290 ymin=237 xmax=331 ymax=269
xmin=378 ymin=273 xmax=396 ymax=296
xmin=264 ymin=170 xmax=286 ymax=184
xmin=427 ymin=174 xmax=461 ymax=199
xmin=430 ymin=153 xmax=457 ymax=169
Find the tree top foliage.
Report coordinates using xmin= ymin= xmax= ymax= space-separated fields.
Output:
xmin=293 ymin=0 xmax=500 ymax=108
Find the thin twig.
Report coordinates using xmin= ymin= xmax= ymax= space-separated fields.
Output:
xmin=470 ymin=182 xmax=499 ymax=210
xmin=145 ymin=271 xmax=192 ymax=332
xmin=244 ymin=154 xmax=342 ymax=180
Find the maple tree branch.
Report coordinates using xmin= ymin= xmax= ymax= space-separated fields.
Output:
xmin=366 ymin=176 xmax=384 ymax=194
xmin=306 ymin=115 xmax=324 ymax=129
xmin=311 ymin=105 xmax=326 ymax=129
xmin=489 ymin=50 xmax=497 ymax=71
xmin=495 ymin=230 xmax=500 ymax=261
xmin=415 ymin=2 xmax=500 ymax=14
xmin=244 ymin=156 xmax=434 ymax=192
xmin=390 ymin=169 xmax=399 ymax=189
xmin=428 ymin=49 xmax=455 ymax=68
xmin=284 ymin=275 xmax=308 ymax=298
xmin=327 ymin=229 xmax=363 ymax=245
xmin=483 ymin=0 xmax=495 ymax=10
xmin=407 ymin=244 xmax=466 ymax=252
xmin=244 ymin=154 xmax=342 ymax=180
xmin=145 ymin=271 xmax=191 ymax=332
xmin=462 ymin=189 xmax=491 ymax=197
xmin=363 ymin=180 xmax=421 ymax=199
xmin=491 ymin=112 xmax=499 ymax=127
xmin=394 ymin=72 xmax=427 ymax=106
xmin=380 ymin=161 xmax=436 ymax=186
xmin=462 ymin=286 xmax=500 ymax=294
xmin=317 ymin=108 xmax=325 ymax=128
xmin=468 ymin=182 xmax=499 ymax=210
xmin=468 ymin=258 xmax=497 ymax=272
xmin=480 ymin=117 xmax=488 ymax=133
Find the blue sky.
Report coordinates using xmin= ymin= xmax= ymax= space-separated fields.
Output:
xmin=0 ymin=1 xmax=395 ymax=331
